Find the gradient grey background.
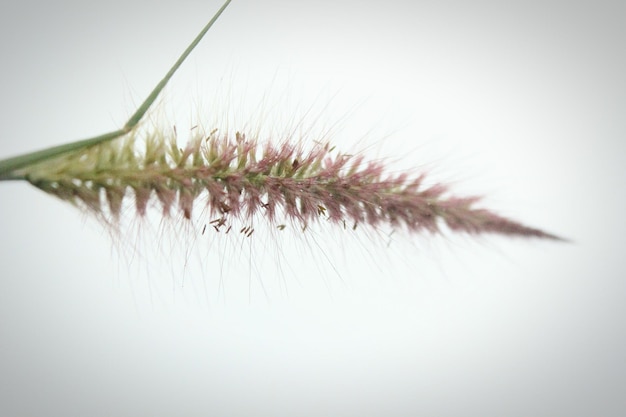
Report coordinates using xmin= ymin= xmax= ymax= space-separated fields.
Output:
xmin=0 ymin=0 xmax=624 ymax=416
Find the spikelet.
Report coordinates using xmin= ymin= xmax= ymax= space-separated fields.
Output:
xmin=17 ymin=125 xmax=562 ymax=240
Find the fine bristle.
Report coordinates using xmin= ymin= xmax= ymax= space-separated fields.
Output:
xmin=18 ymin=127 xmax=561 ymax=240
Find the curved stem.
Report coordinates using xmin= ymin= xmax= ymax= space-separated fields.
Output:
xmin=0 ymin=0 xmax=232 ymax=181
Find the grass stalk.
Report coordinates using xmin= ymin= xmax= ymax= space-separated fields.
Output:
xmin=0 ymin=0 xmax=232 ymax=180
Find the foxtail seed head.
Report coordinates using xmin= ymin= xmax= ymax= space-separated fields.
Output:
xmin=17 ymin=127 xmax=561 ymax=240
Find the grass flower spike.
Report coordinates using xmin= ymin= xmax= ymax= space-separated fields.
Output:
xmin=0 ymin=0 xmax=562 ymax=242
xmin=16 ymin=127 xmax=560 ymax=240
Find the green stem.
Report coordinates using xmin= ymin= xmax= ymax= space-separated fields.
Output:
xmin=0 ymin=0 xmax=232 ymax=181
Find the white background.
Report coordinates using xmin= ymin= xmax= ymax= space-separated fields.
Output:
xmin=0 ymin=0 xmax=624 ymax=415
